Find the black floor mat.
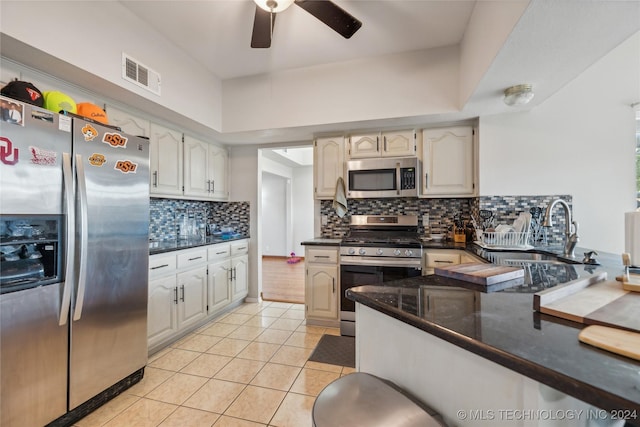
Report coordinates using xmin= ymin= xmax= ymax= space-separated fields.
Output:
xmin=308 ymin=334 xmax=355 ymax=368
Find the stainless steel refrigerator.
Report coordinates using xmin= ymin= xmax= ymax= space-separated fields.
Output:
xmin=0 ymin=96 xmax=149 ymax=427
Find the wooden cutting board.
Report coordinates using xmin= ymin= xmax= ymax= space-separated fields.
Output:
xmin=578 ymin=325 xmax=640 ymax=361
xmin=434 ymin=263 xmax=524 ymax=285
xmin=622 ymin=273 xmax=640 ymax=292
xmin=534 ymin=272 xmax=640 ymax=333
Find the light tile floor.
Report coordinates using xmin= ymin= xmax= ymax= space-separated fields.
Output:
xmin=74 ymin=301 xmax=355 ymax=427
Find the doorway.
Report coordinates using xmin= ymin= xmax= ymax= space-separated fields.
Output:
xmin=259 ymin=146 xmax=314 ymax=303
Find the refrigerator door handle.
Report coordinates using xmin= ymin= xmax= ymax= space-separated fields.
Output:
xmin=59 ymin=152 xmax=75 ymax=326
xmin=73 ymin=153 xmax=89 ymax=321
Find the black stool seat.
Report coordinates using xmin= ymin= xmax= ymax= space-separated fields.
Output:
xmin=312 ymin=372 xmax=446 ymax=427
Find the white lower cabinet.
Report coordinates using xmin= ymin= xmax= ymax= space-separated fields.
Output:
xmin=304 ymin=246 xmax=339 ymax=326
xmin=231 ymin=254 xmax=249 ymax=301
xmin=208 ymin=258 xmax=232 ymax=313
xmin=148 ymin=239 xmax=249 ymax=352
xmin=176 ymin=266 xmax=208 ymax=331
xmin=148 ymin=274 xmax=179 ymax=348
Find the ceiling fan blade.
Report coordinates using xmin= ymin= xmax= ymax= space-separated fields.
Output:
xmin=251 ymin=6 xmax=275 ymax=48
xmin=294 ymin=0 xmax=362 ymax=39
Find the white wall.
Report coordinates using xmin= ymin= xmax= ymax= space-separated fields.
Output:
xmin=261 ymin=172 xmax=288 ymax=256
xmin=478 ymin=32 xmax=640 ymax=253
xmin=0 ymin=1 xmax=222 ymax=132
xmin=229 ymin=146 xmax=260 ymax=301
xmin=291 ymin=166 xmax=314 ymax=257
xmin=221 ymin=45 xmax=460 ymax=133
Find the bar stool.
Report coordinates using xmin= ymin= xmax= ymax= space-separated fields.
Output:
xmin=312 ymin=372 xmax=447 ymax=427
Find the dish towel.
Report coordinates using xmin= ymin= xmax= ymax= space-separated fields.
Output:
xmin=333 ymin=177 xmax=348 ymax=218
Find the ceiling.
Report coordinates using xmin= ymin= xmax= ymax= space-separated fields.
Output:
xmin=119 ymin=0 xmax=477 ymax=80
xmin=3 ymin=1 xmax=636 ymax=148
xmin=115 ymin=0 xmax=640 ymax=146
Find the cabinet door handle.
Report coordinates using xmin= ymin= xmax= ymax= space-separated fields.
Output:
xmin=153 ymin=171 xmax=158 ymax=187
xmin=189 ymin=256 xmax=203 ymax=261
xmin=376 ymin=136 xmax=379 ymax=152
xmin=384 ymin=136 xmax=387 ymax=152
xmin=151 ymin=264 xmax=169 ymax=270
xmin=216 ymin=251 xmax=227 ymax=255
xmin=173 ymin=287 xmax=178 ymax=304
xmin=425 ymin=173 xmax=428 ymax=189
xmin=206 ymin=179 xmax=210 ymax=193
xmin=232 ymin=267 xmax=236 ymax=281
xmin=314 ymin=255 xmax=330 ymax=259
xmin=212 ymin=180 xmax=215 ymax=193
xmin=332 ymin=278 xmax=336 ymax=294
xmin=396 ymin=162 xmax=401 ymax=195
xmin=236 ymin=247 xmax=247 ymax=251
xmin=434 ymin=260 xmax=454 ymax=263
xmin=180 ymin=285 xmax=185 ymax=302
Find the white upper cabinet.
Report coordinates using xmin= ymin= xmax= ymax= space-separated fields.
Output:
xmin=349 ymin=130 xmax=417 ymax=159
xmin=348 ymin=133 xmax=380 ymax=158
xmin=183 ymin=136 xmax=210 ymax=198
xmin=182 ymin=135 xmax=229 ymax=201
xmin=381 ymin=130 xmax=417 ymax=157
xmin=421 ymin=126 xmax=475 ymax=197
xmin=105 ymin=106 xmax=150 ymax=137
xmin=208 ymin=144 xmax=228 ymax=200
xmin=314 ymin=136 xmax=345 ymax=199
xmin=149 ymin=123 xmax=183 ymax=196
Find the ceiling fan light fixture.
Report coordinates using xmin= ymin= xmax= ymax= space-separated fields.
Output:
xmin=254 ymin=0 xmax=295 ymax=13
xmin=503 ymin=84 xmax=535 ymax=106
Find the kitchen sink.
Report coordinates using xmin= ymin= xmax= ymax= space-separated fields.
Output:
xmin=480 ymin=250 xmax=578 ymax=266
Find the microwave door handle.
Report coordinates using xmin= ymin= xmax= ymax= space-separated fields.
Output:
xmin=73 ymin=154 xmax=89 ymax=321
xmin=396 ymin=162 xmax=401 ymax=195
xmin=59 ymin=153 xmax=74 ymax=326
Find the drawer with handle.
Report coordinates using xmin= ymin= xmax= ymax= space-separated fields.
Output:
xmin=231 ymin=240 xmax=249 ymax=256
xmin=149 ymin=253 xmax=177 ymax=278
xmin=425 ymin=252 xmax=461 ymax=268
xmin=177 ymin=248 xmax=208 ymax=269
xmin=307 ymin=247 xmax=338 ymax=264
xmin=208 ymin=243 xmax=231 ymax=261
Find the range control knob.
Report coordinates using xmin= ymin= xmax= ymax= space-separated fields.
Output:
xmin=393 ymin=249 xmax=402 ymax=256
xmin=359 ymin=248 xmax=367 ymax=255
xmin=405 ymin=249 xmax=413 ymax=257
xmin=376 ymin=248 xmax=384 ymax=256
xmin=348 ymin=248 xmax=356 ymax=255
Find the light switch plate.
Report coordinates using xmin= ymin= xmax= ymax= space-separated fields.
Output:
xmin=422 ymin=214 xmax=429 ymax=227
xmin=321 ymin=215 xmax=328 ymax=226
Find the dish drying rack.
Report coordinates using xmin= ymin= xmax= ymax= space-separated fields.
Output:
xmin=475 ymin=211 xmax=533 ymax=250
xmin=479 ymin=230 xmax=532 ymax=249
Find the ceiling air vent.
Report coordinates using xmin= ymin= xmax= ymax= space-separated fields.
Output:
xmin=122 ymin=53 xmax=161 ymax=96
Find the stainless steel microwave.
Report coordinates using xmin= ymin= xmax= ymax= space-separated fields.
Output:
xmin=346 ymin=157 xmax=420 ymax=198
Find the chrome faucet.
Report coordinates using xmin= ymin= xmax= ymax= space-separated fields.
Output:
xmin=542 ymin=198 xmax=579 ymax=258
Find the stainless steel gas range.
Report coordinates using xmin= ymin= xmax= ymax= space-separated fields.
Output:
xmin=339 ymin=215 xmax=422 ymax=336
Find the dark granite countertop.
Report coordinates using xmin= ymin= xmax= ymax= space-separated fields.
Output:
xmin=347 ymin=246 xmax=640 ymax=421
xmin=149 ymin=235 xmax=250 ymax=255
xmin=301 ymin=238 xmax=342 ymax=246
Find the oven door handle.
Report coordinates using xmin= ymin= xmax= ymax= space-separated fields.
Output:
xmin=340 ymin=257 xmax=422 ymax=268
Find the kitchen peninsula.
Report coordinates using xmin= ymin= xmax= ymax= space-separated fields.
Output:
xmin=347 ymin=247 xmax=640 ymax=427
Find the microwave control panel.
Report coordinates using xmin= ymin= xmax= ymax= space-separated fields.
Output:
xmin=400 ymin=168 xmax=416 ymax=190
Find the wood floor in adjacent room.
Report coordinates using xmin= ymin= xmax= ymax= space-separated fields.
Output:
xmin=262 ymin=256 xmax=305 ymax=304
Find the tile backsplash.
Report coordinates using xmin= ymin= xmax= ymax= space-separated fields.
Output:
xmin=149 ymin=198 xmax=250 ymax=241
xmin=320 ymin=194 xmax=572 ymax=247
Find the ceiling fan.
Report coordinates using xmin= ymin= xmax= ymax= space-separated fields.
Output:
xmin=251 ymin=0 xmax=362 ymax=48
